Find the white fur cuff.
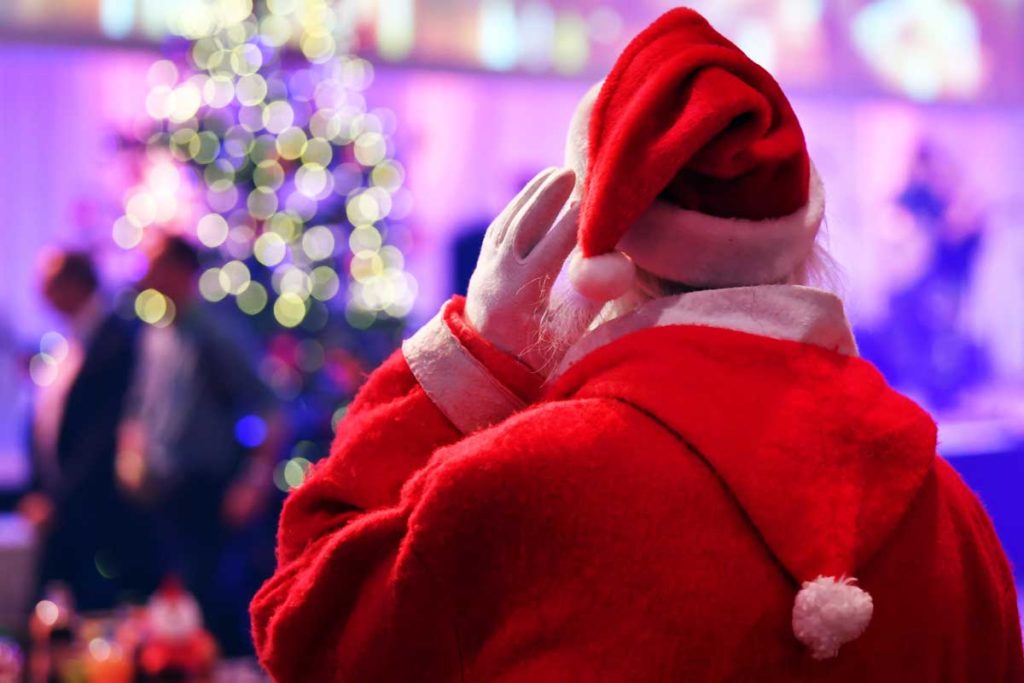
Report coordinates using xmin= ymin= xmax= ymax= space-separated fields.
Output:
xmin=402 ymin=307 xmax=525 ymax=434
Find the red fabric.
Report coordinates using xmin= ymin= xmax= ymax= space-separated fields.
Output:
xmin=254 ymin=298 xmax=532 ymax=565
xmin=252 ymin=324 xmax=1023 ymax=682
xmin=581 ymin=8 xmax=811 ymax=257
xmin=444 ymin=295 xmax=544 ymax=403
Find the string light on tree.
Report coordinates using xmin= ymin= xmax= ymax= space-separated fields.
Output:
xmin=113 ymin=0 xmax=416 ymax=334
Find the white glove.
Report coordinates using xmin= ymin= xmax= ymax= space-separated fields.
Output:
xmin=465 ymin=167 xmax=581 ymax=373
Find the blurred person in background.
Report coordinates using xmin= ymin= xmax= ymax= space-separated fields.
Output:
xmin=21 ymin=249 xmax=156 ymax=611
xmin=117 ymin=234 xmax=286 ymax=656
xmin=860 ymin=141 xmax=989 ymax=410
xmin=252 ymin=9 xmax=1021 ymax=682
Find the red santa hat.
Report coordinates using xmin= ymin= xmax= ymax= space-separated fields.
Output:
xmin=566 ymin=8 xmax=825 ymax=301
xmin=564 ymin=10 xmax=875 ymax=659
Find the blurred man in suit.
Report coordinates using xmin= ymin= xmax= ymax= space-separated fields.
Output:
xmin=21 ymin=250 xmax=156 ymax=610
xmin=118 ymin=235 xmax=285 ymax=655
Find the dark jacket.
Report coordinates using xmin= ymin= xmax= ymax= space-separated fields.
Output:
xmin=32 ymin=313 xmax=154 ymax=608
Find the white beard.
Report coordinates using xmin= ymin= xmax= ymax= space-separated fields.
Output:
xmin=536 ymin=270 xmax=598 ymax=374
xmin=533 ymin=272 xmax=624 ymax=375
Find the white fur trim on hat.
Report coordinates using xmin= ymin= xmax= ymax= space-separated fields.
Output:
xmin=618 ymin=166 xmax=825 ymax=288
xmin=792 ymin=575 xmax=873 ymax=660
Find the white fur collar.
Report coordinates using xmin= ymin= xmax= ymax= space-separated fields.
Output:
xmin=552 ymin=285 xmax=858 ymax=380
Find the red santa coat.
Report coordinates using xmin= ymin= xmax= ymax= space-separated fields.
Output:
xmin=252 ymin=286 xmax=1023 ymax=682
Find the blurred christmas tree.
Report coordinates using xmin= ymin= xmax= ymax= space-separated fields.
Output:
xmin=112 ymin=0 xmax=417 ymax=487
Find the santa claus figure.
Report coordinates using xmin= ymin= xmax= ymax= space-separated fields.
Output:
xmin=252 ymin=9 xmax=1023 ymax=682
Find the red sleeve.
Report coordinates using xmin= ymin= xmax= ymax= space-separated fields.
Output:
xmin=249 ymin=397 xmax=619 ymax=683
xmin=444 ymin=295 xmax=543 ymax=403
xmin=270 ymin=349 xmax=457 ymax=567
xmin=250 ymin=494 xmax=463 ymax=682
xmin=270 ymin=297 xmax=538 ymax=565
xmin=253 ymin=298 xmax=542 ymax=679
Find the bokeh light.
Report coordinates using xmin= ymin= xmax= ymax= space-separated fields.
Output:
xmin=277 ymin=266 xmax=313 ymax=299
xmin=29 ymin=354 xmax=58 ymax=387
xmin=331 ymin=404 xmax=348 ymax=431
xmin=199 ymin=267 xmax=229 ymax=302
xmin=235 ymin=414 xmax=268 ymax=447
xmin=219 ymin=260 xmax=252 ymax=294
xmin=112 ymin=217 xmax=144 ymax=249
xmin=273 ymin=455 xmax=313 ymax=492
xmin=310 ymin=265 xmax=340 ymax=301
xmin=35 ymin=600 xmax=59 ymax=627
xmin=254 ymin=232 xmax=287 ymax=266
xmin=275 ymin=126 xmax=308 ymax=160
xmin=39 ymin=332 xmax=69 ymax=363
xmin=88 ymin=638 xmax=112 ymax=663
xmin=273 ymin=293 xmax=307 ymax=327
xmin=237 ymin=281 xmax=270 ymax=314
xmin=113 ymin=0 xmax=418 ymax=395
xmin=134 ymin=289 xmax=176 ymax=327
xmin=353 ymin=132 xmax=386 ymax=166
xmin=196 ymin=212 xmax=230 ymax=247
xmin=253 ymin=160 xmax=285 ymax=190
xmin=301 ymin=225 xmax=335 ymax=260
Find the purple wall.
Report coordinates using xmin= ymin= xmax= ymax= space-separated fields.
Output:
xmin=0 ymin=45 xmax=155 ymax=484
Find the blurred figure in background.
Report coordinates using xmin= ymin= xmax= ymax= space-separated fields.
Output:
xmin=859 ymin=141 xmax=989 ymax=410
xmin=117 ymin=234 xmax=286 ymax=655
xmin=21 ymin=250 xmax=155 ymax=610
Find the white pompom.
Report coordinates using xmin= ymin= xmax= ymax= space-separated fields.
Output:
xmin=568 ymin=250 xmax=636 ymax=301
xmin=792 ymin=576 xmax=873 ymax=660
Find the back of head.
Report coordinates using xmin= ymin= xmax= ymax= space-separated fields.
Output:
xmin=41 ymin=250 xmax=99 ymax=317
xmin=144 ymin=234 xmax=201 ymax=306
xmin=152 ymin=234 xmax=201 ymax=275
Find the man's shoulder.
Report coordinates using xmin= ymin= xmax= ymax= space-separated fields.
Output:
xmin=414 ymin=395 xmax=694 ymax=505
xmin=474 ymin=396 xmax=666 ymax=457
xmin=94 ymin=310 xmax=137 ymax=338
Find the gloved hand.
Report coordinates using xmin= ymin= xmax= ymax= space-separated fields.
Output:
xmin=465 ymin=167 xmax=582 ymax=373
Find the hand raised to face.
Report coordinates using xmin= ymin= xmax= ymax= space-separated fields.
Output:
xmin=465 ymin=167 xmax=582 ymax=373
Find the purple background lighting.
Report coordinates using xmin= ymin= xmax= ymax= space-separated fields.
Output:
xmin=0 ymin=12 xmax=1022 ymax=596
